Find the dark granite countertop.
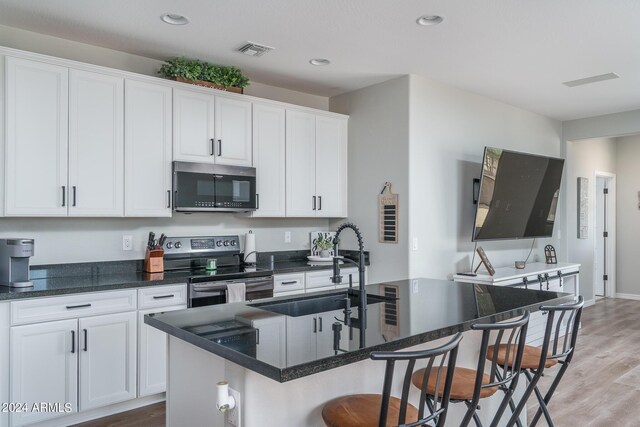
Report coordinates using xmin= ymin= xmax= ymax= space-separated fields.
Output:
xmin=145 ymin=278 xmax=573 ymax=382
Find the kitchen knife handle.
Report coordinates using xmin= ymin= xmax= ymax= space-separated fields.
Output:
xmin=210 ymin=138 xmax=215 ymax=156
xmin=72 ymin=186 xmax=77 ymax=207
xmin=313 ymin=317 xmax=317 ymax=333
xmin=312 ymin=196 xmax=316 ymax=210
xmin=71 ymin=330 xmax=75 ymax=354
xmin=62 ymin=186 xmax=66 ymax=207
xmin=167 ymin=190 xmax=171 ymax=208
xmin=217 ymin=139 xmax=222 ymax=156
xmin=83 ymin=329 xmax=88 ymax=352
xmin=318 ymin=196 xmax=322 ymax=211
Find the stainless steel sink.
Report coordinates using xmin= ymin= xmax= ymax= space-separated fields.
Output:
xmin=250 ymin=292 xmax=393 ymax=317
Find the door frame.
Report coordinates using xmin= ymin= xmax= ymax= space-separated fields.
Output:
xmin=593 ymin=171 xmax=616 ymax=299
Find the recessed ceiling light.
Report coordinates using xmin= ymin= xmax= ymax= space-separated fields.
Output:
xmin=416 ymin=15 xmax=443 ymax=26
xmin=309 ymin=58 xmax=330 ymax=66
xmin=160 ymin=13 xmax=190 ymax=25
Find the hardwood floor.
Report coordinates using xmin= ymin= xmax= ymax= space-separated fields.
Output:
xmin=76 ymin=298 xmax=640 ymax=426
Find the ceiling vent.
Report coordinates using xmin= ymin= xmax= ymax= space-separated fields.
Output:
xmin=562 ymin=73 xmax=619 ymax=87
xmin=237 ymin=42 xmax=274 ymax=57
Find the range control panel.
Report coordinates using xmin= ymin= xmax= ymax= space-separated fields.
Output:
xmin=163 ymin=235 xmax=241 ymax=256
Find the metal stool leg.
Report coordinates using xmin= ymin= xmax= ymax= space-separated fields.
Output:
xmin=530 ymin=361 xmax=570 ymax=427
xmin=505 ymin=369 xmax=540 ymax=427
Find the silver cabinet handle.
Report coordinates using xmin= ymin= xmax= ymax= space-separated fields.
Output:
xmin=167 ymin=190 xmax=171 ymax=208
xmin=71 ymin=330 xmax=75 ymax=354
xmin=312 ymin=196 xmax=316 ymax=210
xmin=210 ymin=138 xmax=215 ymax=156
xmin=72 ymin=186 xmax=77 ymax=207
xmin=83 ymin=329 xmax=88 ymax=352
xmin=62 ymin=186 xmax=66 ymax=207
xmin=218 ymin=139 xmax=222 ymax=156
xmin=318 ymin=196 xmax=322 ymax=211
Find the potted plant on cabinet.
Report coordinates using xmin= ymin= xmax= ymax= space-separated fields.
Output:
xmin=315 ymin=234 xmax=334 ymax=259
xmin=158 ymin=57 xmax=249 ymax=94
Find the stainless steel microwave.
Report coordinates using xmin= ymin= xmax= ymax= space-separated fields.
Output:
xmin=172 ymin=161 xmax=257 ymax=212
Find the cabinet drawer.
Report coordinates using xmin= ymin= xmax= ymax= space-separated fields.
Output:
xmin=305 ymin=270 xmax=335 ymax=290
xmin=11 ymin=289 xmax=137 ymax=326
xmin=138 ymin=284 xmax=187 ymax=309
xmin=274 ymin=273 xmax=305 ymax=294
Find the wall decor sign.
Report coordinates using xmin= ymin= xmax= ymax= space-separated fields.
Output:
xmin=378 ymin=182 xmax=399 ymax=243
xmin=577 ymin=177 xmax=588 ymax=239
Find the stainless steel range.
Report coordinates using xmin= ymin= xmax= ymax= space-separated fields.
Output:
xmin=162 ymin=235 xmax=273 ymax=307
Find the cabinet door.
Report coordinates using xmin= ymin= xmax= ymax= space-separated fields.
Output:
xmin=78 ymin=311 xmax=136 ymax=411
xmin=316 ymin=310 xmax=345 ymax=360
xmin=138 ymin=305 xmax=186 ymax=397
xmin=5 ymin=57 xmax=69 ymax=216
xmin=124 ymin=80 xmax=172 ymax=217
xmin=286 ymin=109 xmax=316 ymax=216
xmin=214 ymin=96 xmax=252 ymax=166
xmin=252 ymin=103 xmax=286 ymax=217
xmin=69 ymin=69 xmax=124 ymax=216
xmin=173 ymin=89 xmax=216 ymax=163
xmin=285 ymin=314 xmax=318 ymax=366
xmin=10 ymin=319 xmax=78 ymax=426
xmin=253 ymin=315 xmax=286 ymax=367
xmin=315 ymin=115 xmax=348 ymax=217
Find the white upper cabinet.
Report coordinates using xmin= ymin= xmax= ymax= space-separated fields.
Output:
xmin=315 ymin=115 xmax=348 ymax=217
xmin=252 ymin=103 xmax=286 ymax=217
xmin=214 ymin=96 xmax=252 ymax=166
xmin=286 ymin=109 xmax=317 ymax=217
xmin=173 ymin=89 xmax=216 ymax=163
xmin=285 ymin=109 xmax=348 ymax=218
xmin=124 ymin=80 xmax=172 ymax=217
xmin=5 ymin=57 xmax=69 ymax=216
xmin=173 ymin=88 xmax=252 ymax=167
xmin=69 ymin=70 xmax=124 ymax=216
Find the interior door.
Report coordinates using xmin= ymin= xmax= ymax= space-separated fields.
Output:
xmin=214 ymin=96 xmax=252 ymax=166
xmin=595 ymin=177 xmax=607 ymax=296
xmin=78 ymin=311 xmax=137 ymax=411
xmin=5 ymin=57 xmax=69 ymax=216
xmin=10 ymin=319 xmax=78 ymax=426
xmin=315 ymin=115 xmax=348 ymax=217
xmin=68 ymin=69 xmax=124 ymax=216
xmin=173 ymin=89 xmax=216 ymax=163
xmin=286 ymin=109 xmax=317 ymax=216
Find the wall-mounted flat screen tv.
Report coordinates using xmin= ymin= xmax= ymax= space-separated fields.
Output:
xmin=473 ymin=147 xmax=564 ymax=241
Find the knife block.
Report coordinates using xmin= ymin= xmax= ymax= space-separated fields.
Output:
xmin=144 ymin=248 xmax=164 ymax=273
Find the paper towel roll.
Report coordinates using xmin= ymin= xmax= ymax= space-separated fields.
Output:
xmin=244 ymin=230 xmax=256 ymax=264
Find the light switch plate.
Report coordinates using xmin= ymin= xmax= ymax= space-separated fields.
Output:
xmin=284 ymin=231 xmax=291 ymax=243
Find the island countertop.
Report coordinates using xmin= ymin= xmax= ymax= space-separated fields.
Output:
xmin=145 ymin=278 xmax=572 ymax=382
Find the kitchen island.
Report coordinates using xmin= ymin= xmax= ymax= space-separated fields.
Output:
xmin=146 ymin=278 xmax=572 ymax=426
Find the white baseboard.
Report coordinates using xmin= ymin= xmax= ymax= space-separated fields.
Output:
xmin=28 ymin=394 xmax=165 ymax=427
xmin=584 ymin=299 xmax=596 ymax=307
xmin=614 ymin=293 xmax=640 ymax=301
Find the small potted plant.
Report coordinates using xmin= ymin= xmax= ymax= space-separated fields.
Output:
xmin=315 ymin=233 xmax=334 ymax=259
xmin=158 ymin=57 xmax=249 ymax=94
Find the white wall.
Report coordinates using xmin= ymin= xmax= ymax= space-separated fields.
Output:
xmin=563 ymin=108 xmax=640 ymax=141
xmin=565 ymin=138 xmax=617 ymax=301
xmin=408 ymin=74 xmax=564 ymax=279
xmin=330 ymin=77 xmax=411 ymax=283
xmin=0 ymin=24 xmax=328 ymax=110
xmin=614 ymin=135 xmax=640 ymax=296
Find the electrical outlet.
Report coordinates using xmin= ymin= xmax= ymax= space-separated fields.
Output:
xmin=284 ymin=231 xmax=291 ymax=243
xmin=227 ymin=387 xmax=241 ymax=427
xmin=412 ymin=279 xmax=419 ymax=293
xmin=122 ymin=235 xmax=133 ymax=251
xmin=412 ymin=237 xmax=418 ymax=251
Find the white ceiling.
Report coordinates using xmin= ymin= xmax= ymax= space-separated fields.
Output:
xmin=0 ymin=0 xmax=639 ymax=120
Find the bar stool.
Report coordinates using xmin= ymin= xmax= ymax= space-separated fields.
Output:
xmin=411 ymin=312 xmax=530 ymax=427
xmin=489 ymin=296 xmax=584 ymax=427
xmin=322 ymin=333 xmax=463 ymax=427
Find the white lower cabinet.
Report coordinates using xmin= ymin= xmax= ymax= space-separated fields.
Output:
xmin=10 ymin=319 xmax=78 ymax=427
xmin=78 ymin=311 xmax=137 ymax=411
xmin=138 ymin=305 xmax=186 ymax=397
xmin=285 ymin=310 xmax=345 ymax=366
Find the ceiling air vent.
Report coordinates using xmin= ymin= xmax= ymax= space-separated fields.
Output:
xmin=562 ymin=73 xmax=619 ymax=87
xmin=237 ymin=42 xmax=274 ymax=57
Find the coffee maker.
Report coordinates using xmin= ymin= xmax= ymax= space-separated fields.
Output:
xmin=0 ymin=239 xmax=34 ymax=287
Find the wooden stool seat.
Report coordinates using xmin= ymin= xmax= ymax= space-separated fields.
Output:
xmin=322 ymin=394 xmax=419 ymax=427
xmin=411 ymin=367 xmax=498 ymax=401
xmin=487 ymin=344 xmax=558 ymax=370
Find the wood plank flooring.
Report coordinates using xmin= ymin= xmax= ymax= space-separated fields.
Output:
xmin=74 ymin=298 xmax=640 ymax=426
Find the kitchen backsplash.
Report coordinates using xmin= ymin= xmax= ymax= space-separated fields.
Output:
xmin=0 ymin=214 xmax=331 ymax=265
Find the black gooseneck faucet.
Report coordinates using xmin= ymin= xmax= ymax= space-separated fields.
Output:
xmin=331 ymin=222 xmax=367 ymax=345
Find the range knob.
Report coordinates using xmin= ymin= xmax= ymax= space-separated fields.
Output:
xmin=230 ymin=240 xmax=237 ymax=246
xmin=166 ymin=242 xmax=173 ymax=249
xmin=216 ymin=241 xmax=223 ymax=247
xmin=174 ymin=241 xmax=182 ymax=249
xmin=223 ymin=240 xmax=229 ymax=247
